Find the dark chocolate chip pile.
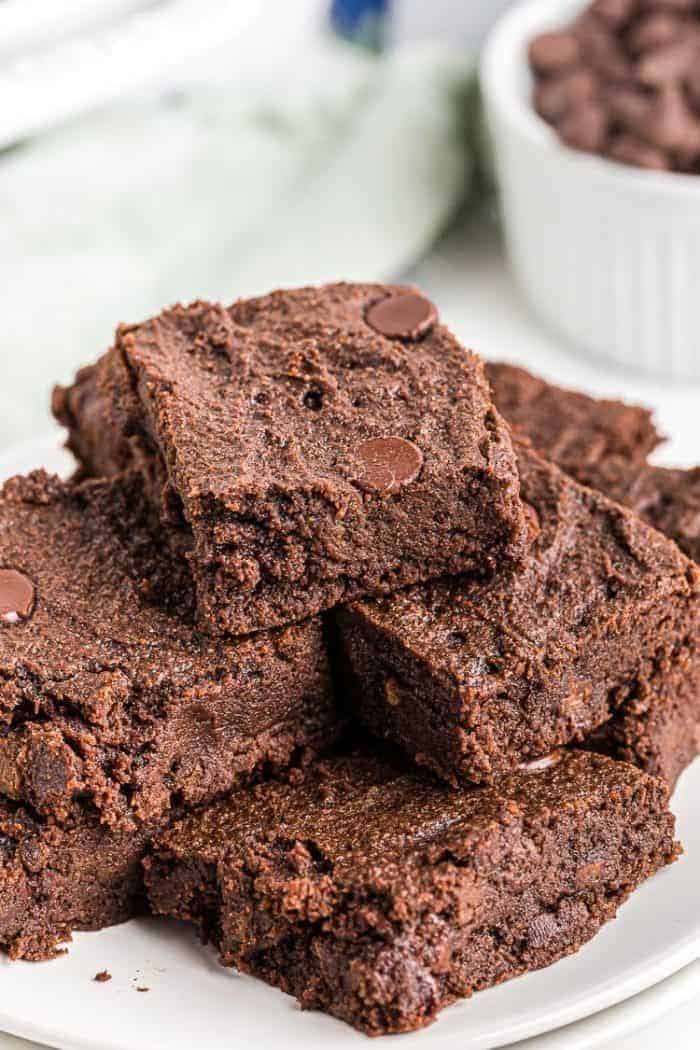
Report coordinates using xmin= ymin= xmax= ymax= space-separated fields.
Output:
xmin=529 ymin=0 xmax=700 ymax=172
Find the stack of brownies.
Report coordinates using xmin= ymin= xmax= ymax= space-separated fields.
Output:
xmin=0 ymin=283 xmax=697 ymax=1035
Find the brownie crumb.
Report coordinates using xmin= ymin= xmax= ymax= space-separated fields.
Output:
xmin=93 ymin=970 xmax=112 ymax=983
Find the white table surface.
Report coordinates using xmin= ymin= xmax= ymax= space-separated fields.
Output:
xmin=0 ymin=213 xmax=698 ymax=1049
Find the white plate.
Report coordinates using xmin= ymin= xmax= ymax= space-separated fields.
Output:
xmin=513 ymin=961 xmax=700 ymax=1050
xmin=0 ymin=434 xmax=698 ymax=1050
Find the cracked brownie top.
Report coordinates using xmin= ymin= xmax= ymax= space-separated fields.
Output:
xmin=54 ymin=283 xmax=529 ymax=635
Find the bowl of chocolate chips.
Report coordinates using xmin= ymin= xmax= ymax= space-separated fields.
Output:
xmin=481 ymin=0 xmax=700 ymax=380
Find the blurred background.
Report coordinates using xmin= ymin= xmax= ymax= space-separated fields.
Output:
xmin=0 ymin=0 xmax=696 ymax=454
xmin=0 ymin=0 xmax=474 ymax=448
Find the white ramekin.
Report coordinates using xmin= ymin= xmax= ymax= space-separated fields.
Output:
xmin=481 ymin=0 xmax=700 ymax=382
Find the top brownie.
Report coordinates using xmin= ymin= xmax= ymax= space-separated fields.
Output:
xmin=53 ymin=283 xmax=529 ymax=636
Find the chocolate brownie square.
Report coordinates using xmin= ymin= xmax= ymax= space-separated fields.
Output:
xmin=0 ymin=798 xmax=156 ymax=960
xmin=585 ymin=660 xmax=700 ymax=790
xmin=0 ymin=471 xmax=337 ymax=828
xmin=335 ymin=441 xmax=699 ymax=784
xmin=144 ymin=750 xmax=678 ymax=1036
xmin=53 ymin=284 xmax=529 ymax=636
xmin=487 ymin=361 xmax=700 ymax=786
xmin=487 ymin=361 xmax=700 ymax=565
xmin=485 ymin=362 xmax=661 ymax=472
xmin=577 ymin=459 xmax=700 ymax=568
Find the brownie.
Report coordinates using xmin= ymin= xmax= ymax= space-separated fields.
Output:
xmin=487 ymin=362 xmax=700 ymax=786
xmin=488 ymin=362 xmax=700 ymax=565
xmin=585 ymin=660 xmax=700 ymax=790
xmin=485 ymin=362 xmax=661 ymax=473
xmin=53 ymin=284 xmax=529 ymax=636
xmin=0 ymin=798 xmax=156 ymax=960
xmin=144 ymin=750 xmax=678 ymax=1036
xmin=0 ymin=471 xmax=337 ymax=828
xmin=335 ymin=441 xmax=699 ymax=784
xmin=576 ymin=458 xmax=700 ymax=568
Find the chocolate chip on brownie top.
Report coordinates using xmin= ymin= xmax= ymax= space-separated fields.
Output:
xmin=54 ymin=283 xmax=529 ymax=635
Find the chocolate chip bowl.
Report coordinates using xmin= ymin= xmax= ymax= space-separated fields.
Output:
xmin=480 ymin=0 xmax=700 ymax=381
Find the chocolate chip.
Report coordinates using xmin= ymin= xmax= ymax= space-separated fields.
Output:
xmin=636 ymin=39 xmax=700 ymax=85
xmin=355 ymin=437 xmax=424 ymax=495
xmin=0 ymin=569 xmax=35 ymax=625
xmin=592 ymin=42 xmax=634 ymax=82
xmin=529 ymin=32 xmax=582 ymax=75
xmin=627 ymin=12 xmax=682 ymax=53
xmin=574 ymin=12 xmax=615 ymax=55
xmin=560 ymin=102 xmax=610 ymax=151
xmin=591 ymin=0 xmax=638 ymax=27
xmin=575 ymin=15 xmax=633 ymax=81
xmin=641 ymin=82 xmax=700 ymax=155
xmin=687 ymin=65 xmax=700 ymax=109
xmin=609 ymin=132 xmax=671 ymax=167
xmin=365 ymin=292 xmax=437 ymax=341
xmin=535 ymin=70 xmax=599 ymax=122
xmin=94 ymin=970 xmax=112 ymax=983
xmin=641 ymin=0 xmax=699 ymax=12
xmin=605 ymin=84 xmax=652 ymax=133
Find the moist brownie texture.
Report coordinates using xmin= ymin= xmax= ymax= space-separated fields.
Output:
xmin=488 ymin=362 xmax=700 ymax=565
xmin=0 ymin=471 xmax=337 ymax=828
xmin=488 ymin=362 xmax=700 ymax=786
xmin=144 ymin=750 xmax=678 ymax=1036
xmin=0 ymin=798 xmax=156 ymax=960
xmin=585 ymin=660 xmax=700 ymax=790
xmin=335 ymin=441 xmax=699 ymax=784
xmin=576 ymin=459 xmax=700 ymax=568
xmin=485 ymin=362 xmax=661 ymax=473
xmin=53 ymin=283 xmax=529 ymax=636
